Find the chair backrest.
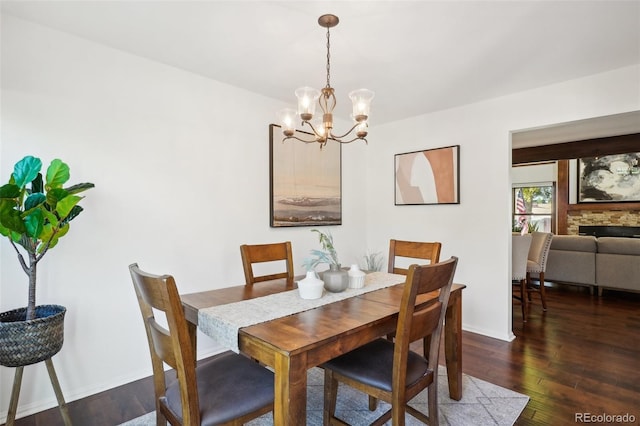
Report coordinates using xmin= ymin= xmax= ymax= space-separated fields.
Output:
xmin=388 ymin=239 xmax=442 ymax=275
xmin=129 ymin=263 xmax=201 ymax=424
xmin=528 ymin=232 xmax=553 ymax=271
xmin=392 ymin=257 xmax=458 ymax=391
xmin=512 ymin=234 xmax=532 ymax=281
xmin=240 ymin=241 xmax=294 ymax=286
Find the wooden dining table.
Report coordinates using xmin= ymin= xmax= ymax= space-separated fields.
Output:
xmin=181 ymin=277 xmax=465 ymax=425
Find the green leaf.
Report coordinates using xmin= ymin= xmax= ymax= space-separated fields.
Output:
xmin=45 ymin=159 xmax=70 ymax=190
xmin=0 ymin=221 xmax=10 ymax=237
xmin=0 ymin=202 xmax=26 ymax=234
xmin=46 ymin=188 xmax=68 ymax=209
xmin=0 ymin=184 xmax=21 ymax=199
xmin=61 ymin=205 xmax=83 ymax=224
xmin=24 ymin=209 xmax=44 ymax=238
xmin=38 ymin=223 xmax=54 ymax=247
xmin=42 ymin=208 xmax=59 ymax=228
xmin=12 ymin=156 xmax=42 ymax=189
xmin=31 ymin=173 xmax=44 ymax=194
xmin=37 ymin=223 xmax=69 ymax=253
xmin=56 ymin=195 xmax=81 ymax=220
xmin=24 ymin=193 xmax=46 ymax=211
xmin=65 ymin=182 xmax=95 ymax=195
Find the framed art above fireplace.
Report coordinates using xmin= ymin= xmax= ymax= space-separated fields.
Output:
xmin=578 ymin=152 xmax=640 ymax=203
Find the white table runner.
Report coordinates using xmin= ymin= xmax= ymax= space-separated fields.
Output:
xmin=198 ymin=271 xmax=406 ymax=352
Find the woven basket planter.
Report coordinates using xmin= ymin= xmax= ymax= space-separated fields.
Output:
xmin=0 ymin=305 xmax=66 ymax=368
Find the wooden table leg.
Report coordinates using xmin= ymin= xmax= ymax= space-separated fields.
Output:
xmin=444 ymin=290 xmax=463 ymax=400
xmin=273 ymin=351 xmax=307 ymax=425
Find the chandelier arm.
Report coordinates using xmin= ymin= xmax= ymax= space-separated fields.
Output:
xmin=328 ymin=122 xmax=362 ymax=140
xmin=328 ymin=136 xmax=369 ymax=145
xmin=301 ymin=121 xmax=327 ymax=142
xmin=283 ymin=135 xmax=324 ymax=144
xmin=301 ymin=119 xmax=318 ymax=132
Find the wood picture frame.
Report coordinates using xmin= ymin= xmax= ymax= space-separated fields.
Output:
xmin=578 ymin=152 xmax=640 ymax=203
xmin=269 ymin=124 xmax=342 ymax=227
xmin=395 ymin=145 xmax=460 ymax=205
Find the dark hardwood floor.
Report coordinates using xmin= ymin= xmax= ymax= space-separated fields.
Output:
xmin=4 ymin=283 xmax=639 ymax=425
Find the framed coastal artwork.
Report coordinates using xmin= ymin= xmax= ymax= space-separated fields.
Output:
xmin=269 ymin=124 xmax=342 ymax=227
xmin=395 ymin=145 xmax=460 ymax=205
xmin=578 ymin=152 xmax=640 ymax=202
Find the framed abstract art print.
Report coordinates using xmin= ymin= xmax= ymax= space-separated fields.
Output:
xmin=395 ymin=145 xmax=460 ymax=205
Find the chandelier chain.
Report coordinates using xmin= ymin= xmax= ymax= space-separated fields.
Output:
xmin=325 ymin=26 xmax=331 ymax=89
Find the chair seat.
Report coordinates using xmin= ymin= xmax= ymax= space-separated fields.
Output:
xmin=322 ymin=338 xmax=431 ymax=392
xmin=166 ymin=351 xmax=274 ymax=426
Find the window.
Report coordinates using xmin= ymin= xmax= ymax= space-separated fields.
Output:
xmin=513 ymin=184 xmax=555 ymax=233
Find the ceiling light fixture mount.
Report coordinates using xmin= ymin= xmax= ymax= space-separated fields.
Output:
xmin=277 ymin=14 xmax=374 ymax=149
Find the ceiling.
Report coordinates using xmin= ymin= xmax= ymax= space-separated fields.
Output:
xmin=2 ymin=1 xmax=639 ymax=147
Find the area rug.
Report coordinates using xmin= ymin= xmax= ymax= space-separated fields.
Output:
xmin=120 ymin=366 xmax=528 ymax=425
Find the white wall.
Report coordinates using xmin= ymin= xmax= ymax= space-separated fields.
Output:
xmin=0 ymin=15 xmax=369 ymax=420
xmin=364 ymin=65 xmax=640 ymax=341
xmin=1 ymin=13 xmax=639 ymax=421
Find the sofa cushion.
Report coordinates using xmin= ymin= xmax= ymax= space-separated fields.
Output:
xmin=596 ymin=237 xmax=640 ymax=292
xmin=596 ymin=237 xmax=640 ymax=256
xmin=544 ymin=250 xmax=596 ymax=286
xmin=540 ymin=235 xmax=597 ymax=286
xmin=550 ymin=235 xmax=597 ymax=252
xmin=596 ymin=253 xmax=640 ymax=291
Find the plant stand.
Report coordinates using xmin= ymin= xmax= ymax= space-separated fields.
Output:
xmin=0 ymin=305 xmax=70 ymax=425
xmin=6 ymin=358 xmax=72 ymax=426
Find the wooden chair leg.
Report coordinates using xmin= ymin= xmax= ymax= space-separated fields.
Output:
xmin=6 ymin=366 xmax=24 ymax=426
xmin=520 ymin=278 xmax=528 ymax=321
xmin=45 ymin=358 xmax=73 ymax=426
xmin=427 ymin=380 xmax=438 ymax=425
xmin=539 ymin=272 xmax=547 ymax=311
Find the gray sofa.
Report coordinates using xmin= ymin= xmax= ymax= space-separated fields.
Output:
xmin=541 ymin=235 xmax=640 ymax=295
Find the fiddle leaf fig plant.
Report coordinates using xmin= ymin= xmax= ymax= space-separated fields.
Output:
xmin=0 ymin=155 xmax=94 ymax=320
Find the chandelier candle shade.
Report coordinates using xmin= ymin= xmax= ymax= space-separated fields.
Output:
xmin=278 ymin=14 xmax=374 ymax=148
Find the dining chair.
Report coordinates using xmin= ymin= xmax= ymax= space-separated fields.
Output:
xmin=368 ymin=239 xmax=443 ymax=411
xmin=387 ymin=239 xmax=442 ymax=362
xmin=240 ymin=241 xmax=294 ymax=286
xmin=322 ymin=257 xmax=458 ymax=426
xmin=388 ymin=239 xmax=442 ymax=275
xmin=526 ymin=232 xmax=553 ymax=311
xmin=129 ymin=263 xmax=274 ymax=425
xmin=512 ymin=234 xmax=533 ymax=321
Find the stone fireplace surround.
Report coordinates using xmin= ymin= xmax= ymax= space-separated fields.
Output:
xmin=566 ymin=209 xmax=640 ymax=235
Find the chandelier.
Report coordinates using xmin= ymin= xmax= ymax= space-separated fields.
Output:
xmin=277 ymin=14 xmax=374 ymax=148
